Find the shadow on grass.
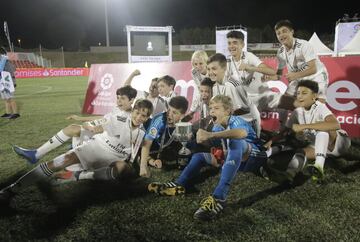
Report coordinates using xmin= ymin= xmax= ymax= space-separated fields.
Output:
xmin=0 ymin=176 xmax=151 ymax=240
xmin=233 ymin=182 xmax=294 ymax=209
xmin=326 ymin=144 xmax=360 ymax=175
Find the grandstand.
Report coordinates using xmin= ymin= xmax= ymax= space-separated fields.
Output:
xmin=10 ymin=59 xmax=42 ymax=68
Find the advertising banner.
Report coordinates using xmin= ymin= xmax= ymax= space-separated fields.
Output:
xmin=83 ymin=56 xmax=360 ymax=137
xmin=15 ymin=68 xmax=89 ymax=79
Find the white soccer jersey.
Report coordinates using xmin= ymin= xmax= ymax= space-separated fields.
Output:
xmin=226 ymin=51 xmax=268 ymax=95
xmin=191 ymin=68 xmax=207 ymax=87
xmin=86 ymin=106 xmax=130 ymax=127
xmin=277 ymin=38 xmax=328 ymax=82
xmin=286 ymin=101 xmax=333 ymax=142
xmin=190 ymin=99 xmax=209 ymax=118
xmin=212 ymin=78 xmax=258 ymax=123
xmin=161 ymin=91 xmax=177 ymax=104
xmin=152 ymin=96 xmax=167 ymax=117
xmin=190 ymin=69 xmax=206 ymax=113
xmin=75 ymin=116 xmax=145 ymax=170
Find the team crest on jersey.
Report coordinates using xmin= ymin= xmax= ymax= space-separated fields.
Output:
xmin=149 ymin=127 xmax=157 ymax=137
xmin=117 ymin=116 xmax=127 ymax=122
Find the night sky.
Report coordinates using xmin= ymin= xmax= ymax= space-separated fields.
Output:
xmin=1 ymin=0 xmax=359 ymax=49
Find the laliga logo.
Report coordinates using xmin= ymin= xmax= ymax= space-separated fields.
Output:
xmin=100 ymin=73 xmax=114 ymax=90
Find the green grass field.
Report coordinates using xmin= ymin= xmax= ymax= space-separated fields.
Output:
xmin=1 ymin=77 xmax=360 ymax=241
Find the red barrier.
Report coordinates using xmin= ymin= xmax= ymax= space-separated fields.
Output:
xmin=82 ymin=57 xmax=360 ymax=137
xmin=15 ymin=68 xmax=89 ymax=78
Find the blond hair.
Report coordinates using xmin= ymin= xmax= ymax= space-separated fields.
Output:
xmin=191 ymin=50 xmax=208 ymax=67
xmin=210 ymin=95 xmax=233 ymax=112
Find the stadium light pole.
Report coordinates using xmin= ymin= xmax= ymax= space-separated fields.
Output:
xmin=104 ymin=0 xmax=110 ymax=47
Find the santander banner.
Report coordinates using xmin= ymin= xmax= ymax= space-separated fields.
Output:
xmin=83 ymin=57 xmax=360 ymax=137
xmin=15 ymin=68 xmax=89 ymax=78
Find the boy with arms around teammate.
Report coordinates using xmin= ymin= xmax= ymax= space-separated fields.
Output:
xmin=226 ymin=30 xmax=296 ymax=112
xmin=273 ymin=20 xmax=329 ymax=103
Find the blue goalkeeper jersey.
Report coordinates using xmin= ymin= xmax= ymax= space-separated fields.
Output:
xmin=212 ymin=115 xmax=261 ymax=149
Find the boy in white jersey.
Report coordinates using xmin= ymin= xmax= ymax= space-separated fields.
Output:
xmin=226 ymin=31 xmax=295 ymax=111
xmin=157 ymin=75 xmax=177 ymax=109
xmin=12 ymin=86 xmax=137 ymax=164
xmin=0 ymin=99 xmax=153 ymax=205
xmin=207 ymin=53 xmax=261 ymax=137
xmin=191 ymin=50 xmax=208 ymax=87
xmin=186 ymin=50 xmax=209 ymax=122
xmin=273 ymin=20 xmax=329 ymax=103
xmin=183 ymin=77 xmax=213 ymax=124
xmin=123 ymin=69 xmax=165 ymax=117
xmin=265 ymin=80 xmax=350 ymax=181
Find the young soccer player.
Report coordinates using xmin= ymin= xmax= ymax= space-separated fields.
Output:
xmin=273 ymin=20 xmax=329 ymax=103
xmin=207 ymin=53 xmax=261 ymax=137
xmin=148 ymin=95 xmax=267 ymax=221
xmin=226 ymin=30 xmax=295 ymax=112
xmin=265 ymin=80 xmax=350 ymax=180
xmin=191 ymin=50 xmax=209 ymax=87
xmin=13 ymin=86 xmax=137 ymax=164
xmin=0 ymin=99 xmax=153 ymax=204
xmin=156 ymin=75 xmax=177 ymax=108
xmin=0 ymin=47 xmax=20 ymax=119
xmin=139 ymin=96 xmax=188 ymax=177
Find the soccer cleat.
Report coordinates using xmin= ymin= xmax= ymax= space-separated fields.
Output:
xmin=9 ymin=114 xmax=20 ymax=119
xmin=193 ymin=195 xmax=225 ymax=221
xmin=12 ymin=145 xmax=38 ymax=164
xmin=0 ymin=113 xmax=11 ymax=118
xmin=147 ymin=181 xmax=185 ymax=196
xmin=304 ymin=164 xmax=324 ymax=181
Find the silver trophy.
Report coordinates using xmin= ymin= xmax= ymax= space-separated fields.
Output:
xmin=174 ymin=122 xmax=193 ymax=168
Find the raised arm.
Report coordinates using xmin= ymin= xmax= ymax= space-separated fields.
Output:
xmin=123 ymin=69 xmax=141 ymax=86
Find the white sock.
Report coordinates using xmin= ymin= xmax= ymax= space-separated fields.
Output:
xmin=78 ymin=171 xmax=95 ymax=180
xmin=72 ymin=136 xmax=82 ymax=148
xmin=36 ymin=130 xmax=71 ymax=158
xmin=249 ymin=103 xmax=261 ymax=137
xmin=286 ymin=152 xmax=306 ymax=177
xmin=314 ymin=132 xmax=329 ymax=169
xmin=265 ymin=147 xmax=273 ymax=157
